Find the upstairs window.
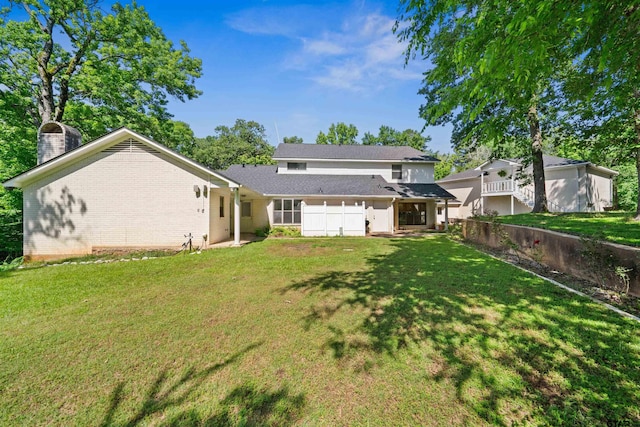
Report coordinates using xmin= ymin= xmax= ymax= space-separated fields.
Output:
xmin=287 ymin=162 xmax=307 ymax=171
xmin=392 ymin=164 xmax=402 ymax=180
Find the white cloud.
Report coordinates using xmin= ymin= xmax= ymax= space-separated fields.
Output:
xmin=227 ymin=3 xmax=424 ymax=92
xmin=302 ymin=38 xmax=347 ymax=56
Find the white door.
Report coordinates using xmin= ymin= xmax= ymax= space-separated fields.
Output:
xmin=370 ymin=201 xmax=389 ymax=232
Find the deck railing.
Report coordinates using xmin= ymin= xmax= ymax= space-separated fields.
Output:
xmin=482 ymin=180 xmax=514 ymax=194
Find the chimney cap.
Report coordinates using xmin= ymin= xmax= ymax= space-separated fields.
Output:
xmin=38 ymin=121 xmax=82 ymax=139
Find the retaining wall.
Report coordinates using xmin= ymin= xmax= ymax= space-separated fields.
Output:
xmin=462 ymin=219 xmax=640 ymax=297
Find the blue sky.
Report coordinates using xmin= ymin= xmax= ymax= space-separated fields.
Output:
xmin=142 ymin=0 xmax=454 ymax=153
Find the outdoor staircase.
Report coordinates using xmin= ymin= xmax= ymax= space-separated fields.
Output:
xmin=483 ymin=180 xmax=567 ymax=212
xmin=513 ymin=187 xmax=535 ymax=209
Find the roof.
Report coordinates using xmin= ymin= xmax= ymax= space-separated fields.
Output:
xmin=273 ymin=143 xmax=439 ymax=162
xmin=221 ymin=165 xmax=454 ymax=199
xmin=3 ymin=127 xmax=240 ymax=189
xmin=436 ymin=168 xmax=484 ymax=183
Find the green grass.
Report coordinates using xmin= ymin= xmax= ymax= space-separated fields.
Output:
xmin=1 ymin=236 xmax=639 ymax=426
xmin=490 ymin=211 xmax=640 ymax=247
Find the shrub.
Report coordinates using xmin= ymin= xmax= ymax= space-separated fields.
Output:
xmin=268 ymin=226 xmax=301 ymax=237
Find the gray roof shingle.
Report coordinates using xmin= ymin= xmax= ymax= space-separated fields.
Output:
xmin=273 ymin=143 xmax=439 ymax=162
xmin=220 ymin=165 xmax=454 ymax=199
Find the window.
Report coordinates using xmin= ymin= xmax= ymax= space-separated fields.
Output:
xmin=287 ymin=162 xmax=307 ymax=171
xmin=392 ymin=164 xmax=402 ymax=180
xmin=398 ymin=203 xmax=427 ymax=226
xmin=273 ymin=199 xmax=302 ymax=224
xmin=437 ymin=207 xmax=443 ymax=215
xmin=219 ymin=196 xmax=225 ymax=217
xmin=241 ymin=201 xmax=252 ymax=217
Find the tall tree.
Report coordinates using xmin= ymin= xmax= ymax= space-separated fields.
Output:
xmin=362 ymin=125 xmax=431 ymax=151
xmin=0 ymin=0 xmax=202 ymax=258
xmin=316 ymin=122 xmax=358 ymax=145
xmin=561 ymin=2 xmax=640 ymax=217
xmin=396 ymin=1 xmax=582 ymax=212
xmin=191 ymin=119 xmax=275 ymax=170
xmin=282 ymin=136 xmax=303 ymax=144
xmin=0 ymin=0 xmax=202 ymax=139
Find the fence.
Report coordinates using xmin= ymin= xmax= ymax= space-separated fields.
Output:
xmin=301 ymin=201 xmax=366 ymax=237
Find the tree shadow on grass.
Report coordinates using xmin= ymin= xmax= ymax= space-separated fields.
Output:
xmin=100 ymin=342 xmax=276 ymax=427
xmin=163 ymin=384 xmax=306 ymax=427
xmin=284 ymin=236 xmax=640 ymax=425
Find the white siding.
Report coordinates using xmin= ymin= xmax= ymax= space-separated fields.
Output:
xmin=277 ymin=160 xmax=435 ymax=183
xmin=545 ymin=167 xmax=581 ymax=212
xmin=587 ymin=166 xmax=615 ymax=210
xmin=22 ymin=139 xmax=229 ymax=258
xmin=438 ymin=179 xmax=482 ymax=218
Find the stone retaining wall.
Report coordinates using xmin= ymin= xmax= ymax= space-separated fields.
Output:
xmin=462 ymin=219 xmax=640 ymax=297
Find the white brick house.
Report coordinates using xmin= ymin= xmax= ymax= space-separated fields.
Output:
xmin=4 ymin=123 xmax=242 ymax=260
xmin=4 ymin=123 xmax=455 ymax=259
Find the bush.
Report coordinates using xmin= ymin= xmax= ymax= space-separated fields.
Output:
xmin=268 ymin=226 xmax=301 ymax=237
xmin=255 ymin=226 xmax=270 ymax=237
xmin=0 ymin=256 xmax=23 ymax=272
xmin=0 ymin=209 xmax=22 ymax=260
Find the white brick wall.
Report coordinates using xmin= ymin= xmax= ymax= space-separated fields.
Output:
xmin=23 ymin=138 xmax=232 ymax=258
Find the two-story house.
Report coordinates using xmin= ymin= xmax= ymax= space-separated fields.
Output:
xmin=3 ymin=124 xmax=454 ymax=260
xmin=221 ymin=143 xmax=454 ymax=236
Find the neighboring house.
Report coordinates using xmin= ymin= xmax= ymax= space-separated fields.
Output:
xmin=3 ymin=123 xmax=454 ymax=260
xmin=437 ymin=156 xmax=618 ymax=218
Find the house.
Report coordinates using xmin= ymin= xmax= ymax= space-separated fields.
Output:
xmin=436 ymin=156 xmax=618 ymax=218
xmin=3 ymin=123 xmax=454 ymax=260
xmin=220 ymin=143 xmax=454 ymax=236
xmin=4 ymin=123 xmax=243 ymax=260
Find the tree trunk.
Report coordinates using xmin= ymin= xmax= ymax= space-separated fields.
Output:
xmin=527 ymin=104 xmax=548 ymax=213
xmin=632 ymin=109 xmax=640 ymax=220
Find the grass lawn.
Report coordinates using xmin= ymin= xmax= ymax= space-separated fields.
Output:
xmin=491 ymin=211 xmax=640 ymax=247
xmin=1 ymin=236 xmax=639 ymax=426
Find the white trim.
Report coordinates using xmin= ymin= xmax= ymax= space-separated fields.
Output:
xmin=262 ymin=193 xmax=454 ymax=199
xmin=273 ymin=157 xmax=438 ymax=164
xmin=3 ymin=127 xmax=240 ymax=189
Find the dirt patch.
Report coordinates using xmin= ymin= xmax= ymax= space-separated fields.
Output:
xmin=266 ymin=242 xmax=333 ymax=257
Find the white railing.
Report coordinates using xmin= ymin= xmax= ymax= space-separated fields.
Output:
xmin=482 ymin=180 xmax=514 ymax=194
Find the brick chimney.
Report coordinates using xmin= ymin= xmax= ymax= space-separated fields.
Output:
xmin=37 ymin=121 xmax=82 ymax=164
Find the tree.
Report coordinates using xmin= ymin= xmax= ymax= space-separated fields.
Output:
xmin=0 ymin=0 xmax=203 ymax=258
xmin=396 ymin=1 xmax=586 ymax=213
xmin=191 ymin=120 xmax=275 ymax=170
xmin=362 ymin=125 xmax=431 ymax=151
xmin=560 ymin=2 xmax=640 ymax=217
xmin=282 ymin=136 xmax=303 ymax=144
xmin=0 ymin=0 xmax=202 ymax=140
xmin=316 ymin=123 xmax=358 ymax=145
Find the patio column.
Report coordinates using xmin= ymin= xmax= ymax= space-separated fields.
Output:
xmin=444 ymin=199 xmax=449 ymax=231
xmin=233 ymin=187 xmax=241 ymax=246
xmin=511 ymin=195 xmax=514 ymax=215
